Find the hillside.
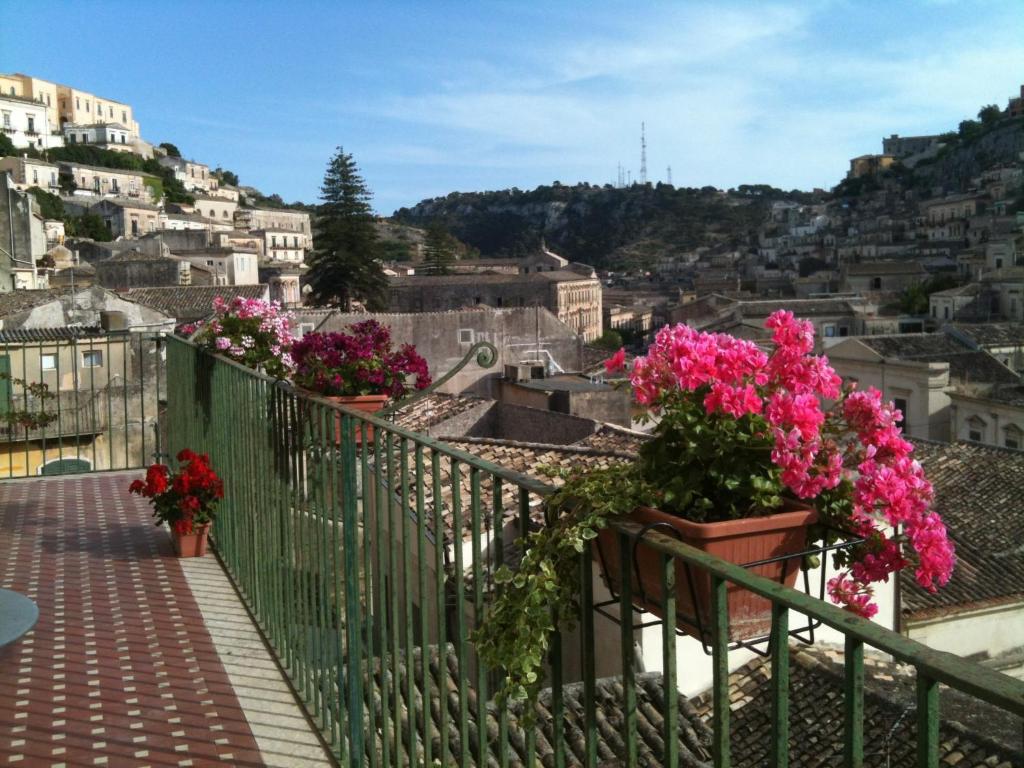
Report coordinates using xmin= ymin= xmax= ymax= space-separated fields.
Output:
xmin=393 ymin=183 xmax=806 ymax=270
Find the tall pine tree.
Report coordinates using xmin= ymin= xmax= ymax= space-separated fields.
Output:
xmin=422 ymin=219 xmax=456 ymax=275
xmin=306 ymin=147 xmax=386 ymax=309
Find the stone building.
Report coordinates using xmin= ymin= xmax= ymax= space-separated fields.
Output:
xmin=847 ymin=154 xmax=894 ymax=179
xmin=839 ymin=260 xmax=927 ymax=294
xmin=58 ymin=162 xmax=157 ymax=202
xmin=89 ymin=198 xmax=160 ymax=239
xmin=94 ymin=250 xmax=186 ymax=291
xmin=192 ymin=194 xmax=238 ymax=224
xmin=234 ymin=207 xmax=311 ymax=237
xmin=0 ymin=156 xmax=60 ymax=192
xmin=157 ymin=156 xmax=213 ymax=193
xmin=0 ymin=173 xmax=46 ymax=291
xmin=386 ymin=270 xmax=603 ymax=342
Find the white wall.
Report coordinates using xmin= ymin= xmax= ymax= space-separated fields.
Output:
xmin=907 ymin=603 xmax=1024 ymax=663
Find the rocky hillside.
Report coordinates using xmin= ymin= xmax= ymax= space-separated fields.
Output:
xmin=393 ymin=183 xmax=805 ymax=270
xmin=912 ymin=117 xmax=1024 ymax=192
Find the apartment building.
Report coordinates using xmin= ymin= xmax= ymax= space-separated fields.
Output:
xmin=57 ymin=162 xmax=156 ymax=202
xmin=234 ymin=206 xmax=312 ymax=236
xmin=0 ymin=156 xmax=60 ymax=192
xmin=157 ymin=156 xmax=213 ymax=193
xmin=172 ymin=248 xmax=260 ymax=286
xmin=91 ymin=199 xmax=160 ymax=239
xmin=192 ymin=194 xmax=238 ymax=223
xmin=255 ymin=228 xmax=310 ymax=263
xmin=62 ymin=122 xmax=134 ymax=153
xmin=0 ymin=73 xmax=60 ymax=131
xmin=56 ymin=84 xmax=138 ymax=138
xmin=0 ymin=93 xmax=63 ymax=151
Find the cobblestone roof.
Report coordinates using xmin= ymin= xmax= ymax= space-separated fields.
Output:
xmin=693 ymin=647 xmax=1022 ymax=767
xmin=905 ymin=438 xmax=1024 ymax=618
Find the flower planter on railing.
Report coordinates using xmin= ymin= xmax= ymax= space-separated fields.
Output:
xmin=593 ymin=502 xmax=817 ymax=642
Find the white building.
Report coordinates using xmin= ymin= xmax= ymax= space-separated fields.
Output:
xmin=0 ymin=156 xmax=60 ymax=192
xmin=254 ymin=228 xmax=309 ymax=264
xmin=62 ymin=122 xmax=134 ymax=153
xmin=174 ymin=248 xmax=260 ymax=286
xmin=0 ymin=93 xmax=63 ymax=151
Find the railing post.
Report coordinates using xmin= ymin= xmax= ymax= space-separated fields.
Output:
xmin=341 ymin=415 xmax=364 ymax=766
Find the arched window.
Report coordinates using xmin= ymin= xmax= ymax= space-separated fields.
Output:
xmin=1004 ymin=424 xmax=1022 ymax=451
xmin=966 ymin=415 xmax=986 ymax=443
xmin=38 ymin=457 xmax=92 ymax=476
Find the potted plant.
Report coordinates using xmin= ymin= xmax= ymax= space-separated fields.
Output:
xmin=192 ymin=295 xmax=296 ymax=379
xmin=290 ymin=320 xmax=431 ymax=443
xmin=129 ymin=449 xmax=224 ymax=557
xmin=472 ymin=311 xmax=956 ymax=705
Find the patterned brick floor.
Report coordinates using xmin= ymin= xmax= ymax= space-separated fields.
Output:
xmin=0 ymin=474 xmax=266 ymax=767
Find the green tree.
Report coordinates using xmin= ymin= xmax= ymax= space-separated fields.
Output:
xmin=593 ymin=329 xmax=624 ymax=350
xmin=214 ymin=167 xmax=239 ymax=186
xmin=70 ymin=213 xmax=113 ymax=242
xmin=958 ymin=119 xmax=982 ymax=141
xmin=27 ymin=187 xmax=65 ymax=220
xmin=898 ymin=275 xmax=961 ymax=315
xmin=305 ymin=147 xmax=386 ymax=310
xmin=159 ymin=142 xmax=181 ymax=158
xmin=422 ymin=219 xmax=456 ymax=275
xmin=978 ymin=104 xmax=1002 ymax=127
xmin=0 ymin=133 xmax=15 ymax=157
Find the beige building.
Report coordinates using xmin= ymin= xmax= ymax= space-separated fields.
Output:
xmin=174 ymin=248 xmax=260 ymax=286
xmin=55 ymin=84 xmax=139 ymax=138
xmin=949 ymin=386 xmax=1024 ymax=451
xmin=0 ymin=74 xmax=60 ymax=132
xmin=207 ymin=184 xmax=239 ymax=203
xmin=924 ymin=193 xmax=986 ymax=224
xmin=91 ymin=199 xmax=160 ymax=238
xmin=58 ymin=162 xmax=157 ymax=202
xmin=157 ymin=156 xmax=212 ymax=193
xmin=192 ymin=194 xmax=238 ymax=224
xmin=603 ymin=304 xmax=653 ymax=338
xmin=234 ymin=206 xmax=312 ymax=236
xmin=0 ymin=157 xmax=60 ymax=192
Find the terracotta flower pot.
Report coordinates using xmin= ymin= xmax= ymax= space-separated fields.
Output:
xmin=593 ymin=500 xmax=817 ymax=642
xmin=323 ymin=393 xmax=390 ymax=446
xmin=172 ymin=522 xmax=212 ymax=558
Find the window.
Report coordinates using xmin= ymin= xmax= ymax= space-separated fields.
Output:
xmin=26 ymin=116 xmax=34 ymax=133
xmin=893 ymin=398 xmax=908 ymax=432
xmin=75 ymin=97 xmax=80 ymax=109
xmin=69 ymin=133 xmax=76 ymax=144
xmin=458 ymin=329 xmax=474 ymax=344
xmin=996 ymin=258 xmax=1004 ymax=269
xmin=121 ymin=110 xmax=126 ymax=123
xmin=824 ymin=324 xmax=835 ymax=338
xmin=32 ymin=169 xmax=38 ymax=183
xmin=1005 ymin=426 xmax=1021 ymax=451
xmin=81 ymin=350 xmax=103 ymax=368
xmin=41 ymin=353 xmax=57 ymax=371
xmin=206 ymin=260 xmax=214 ymax=266
xmin=931 ymin=305 xmax=936 ymax=318
xmin=221 ymin=210 xmax=228 ymax=218
xmin=120 ymin=134 xmax=125 ymax=144
xmin=966 ymin=416 xmax=986 ymax=443
xmin=871 ymin=277 xmax=882 ymax=290
xmin=944 ymin=306 xmax=950 ymax=320
xmin=2 ymin=111 xmax=9 ymax=128
xmin=85 ymin=100 xmax=90 ymax=113
xmin=111 ymin=179 xmax=119 ymax=193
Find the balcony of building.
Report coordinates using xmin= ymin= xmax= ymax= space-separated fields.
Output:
xmin=1 ymin=334 xmax=1022 ymax=767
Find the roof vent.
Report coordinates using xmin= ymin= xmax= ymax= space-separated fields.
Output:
xmin=504 ymin=361 xmax=546 ymax=382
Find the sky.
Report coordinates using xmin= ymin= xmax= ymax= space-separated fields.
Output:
xmin=3 ymin=1 xmax=1023 ymax=214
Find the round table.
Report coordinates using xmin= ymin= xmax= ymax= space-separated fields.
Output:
xmin=0 ymin=589 xmax=38 ymax=647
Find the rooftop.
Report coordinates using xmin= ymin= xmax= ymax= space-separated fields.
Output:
xmin=844 ymin=260 xmax=928 ymax=276
xmin=903 ymin=439 xmax=1024 ymax=619
xmin=389 ymin=270 xmax=598 ymax=287
xmin=949 ymin=322 xmax=1024 ymax=348
xmin=118 ymin=285 xmax=268 ymax=323
xmin=857 ymin=333 xmax=1021 ymax=385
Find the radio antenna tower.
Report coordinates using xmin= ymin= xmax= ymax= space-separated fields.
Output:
xmin=639 ymin=122 xmax=648 ymax=184
xmin=666 ymin=165 xmax=672 ymax=186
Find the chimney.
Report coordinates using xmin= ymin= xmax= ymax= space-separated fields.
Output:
xmin=99 ymin=310 xmax=128 ymax=332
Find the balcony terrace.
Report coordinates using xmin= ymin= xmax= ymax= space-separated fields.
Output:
xmin=1 ymin=334 xmax=1022 ymax=766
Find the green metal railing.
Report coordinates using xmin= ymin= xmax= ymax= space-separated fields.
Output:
xmin=165 ymin=337 xmax=1024 ymax=767
xmin=0 ymin=332 xmax=163 ymax=478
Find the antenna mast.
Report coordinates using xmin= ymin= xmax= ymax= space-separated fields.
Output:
xmin=640 ymin=122 xmax=648 ymax=184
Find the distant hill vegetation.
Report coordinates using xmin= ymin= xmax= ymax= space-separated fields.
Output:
xmin=393 ymin=183 xmax=816 ymax=270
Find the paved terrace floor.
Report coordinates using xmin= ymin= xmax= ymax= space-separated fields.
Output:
xmin=0 ymin=473 xmax=334 ymax=768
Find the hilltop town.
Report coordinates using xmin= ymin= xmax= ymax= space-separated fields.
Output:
xmin=0 ymin=72 xmax=1023 ymax=459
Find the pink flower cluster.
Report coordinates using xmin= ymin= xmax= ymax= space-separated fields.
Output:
xmin=620 ymin=310 xmax=956 ymax=617
xmin=195 ymin=296 xmax=296 ymax=379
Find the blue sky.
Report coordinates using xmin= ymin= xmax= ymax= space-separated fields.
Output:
xmin=3 ymin=1 xmax=1023 ymax=214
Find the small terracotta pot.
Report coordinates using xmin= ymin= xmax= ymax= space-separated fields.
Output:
xmin=322 ymin=393 xmax=391 ymax=446
xmin=172 ymin=522 xmax=212 ymax=558
xmin=593 ymin=500 xmax=817 ymax=642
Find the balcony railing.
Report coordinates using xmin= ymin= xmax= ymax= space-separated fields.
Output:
xmin=0 ymin=333 xmax=164 ymax=477
xmin=164 ymin=337 xmax=1024 ymax=767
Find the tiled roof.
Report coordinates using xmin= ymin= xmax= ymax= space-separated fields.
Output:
xmin=904 ymin=439 xmax=1024 ymax=618
xmin=118 ymin=285 xmax=268 ymax=323
xmin=859 ymin=334 xmax=1021 ymax=385
xmin=581 ymin=344 xmax=635 ymax=375
xmin=949 ymin=322 xmax=1024 ymax=348
xmin=573 ymin=423 xmax=650 ymax=454
xmin=845 ymin=260 xmax=928 ymax=275
xmin=731 ymin=297 xmax=861 ymax=317
xmin=0 ymin=289 xmax=64 ymax=318
xmin=369 ymin=645 xmax=712 ymax=766
xmin=931 ymin=283 xmax=981 ymax=298
xmin=694 ymin=647 xmax=1022 ymax=766
xmin=0 ymin=326 xmax=103 ymax=343
xmin=389 ymin=270 xmax=597 ymax=287
xmin=391 ymin=393 xmax=488 ymax=433
xmin=392 ymin=436 xmax=632 ymax=543
xmin=984 ymin=384 xmax=1024 ymax=407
